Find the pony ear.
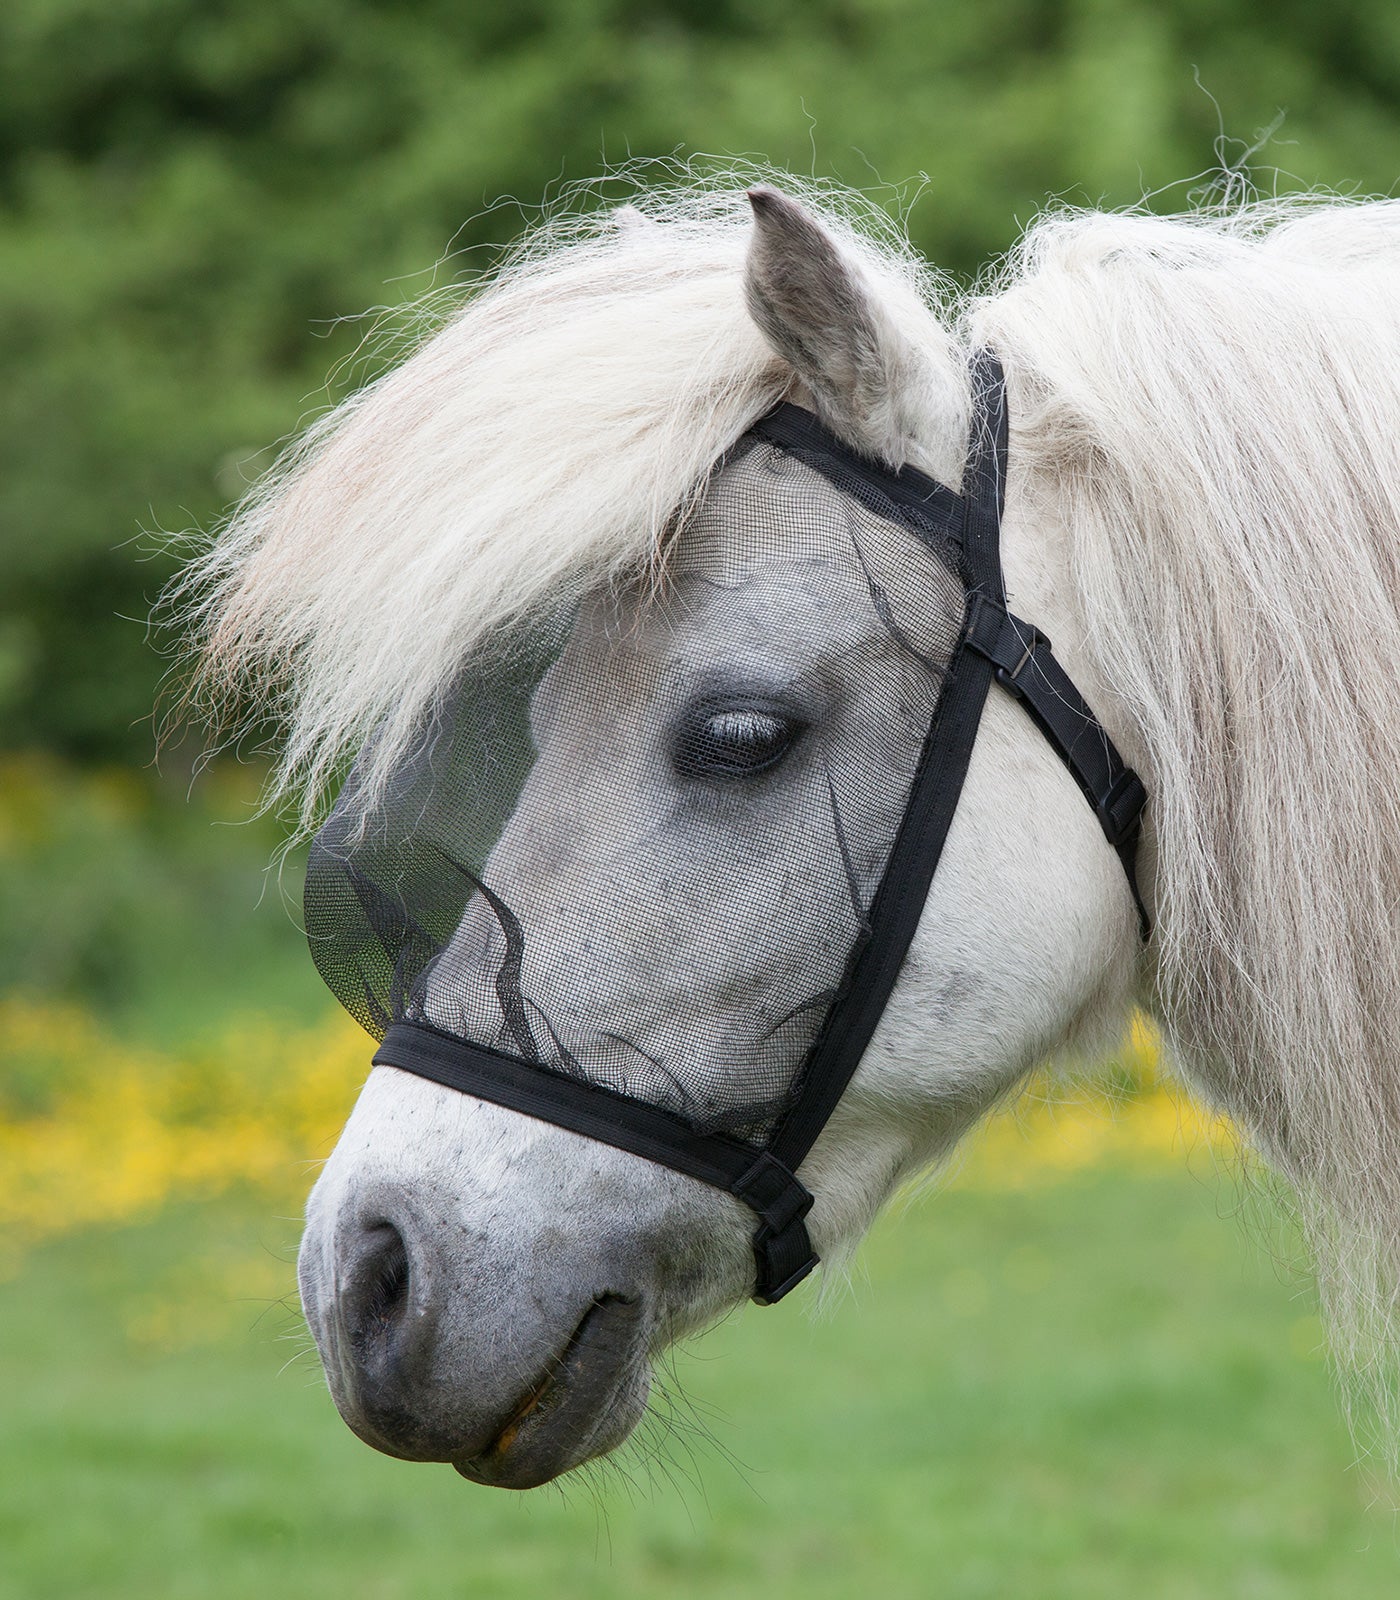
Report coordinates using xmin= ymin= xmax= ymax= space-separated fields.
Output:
xmin=744 ymin=186 xmax=924 ymax=463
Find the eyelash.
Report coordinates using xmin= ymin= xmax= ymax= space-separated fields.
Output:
xmin=673 ymin=703 xmax=805 ymax=780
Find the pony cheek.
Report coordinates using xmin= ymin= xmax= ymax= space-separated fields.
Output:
xmin=802 ymin=694 xmax=1143 ymax=1241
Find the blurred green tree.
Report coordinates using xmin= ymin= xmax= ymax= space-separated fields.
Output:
xmin=3 ymin=0 xmax=1399 ymax=763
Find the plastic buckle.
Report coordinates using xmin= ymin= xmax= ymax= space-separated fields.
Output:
xmin=1097 ymin=769 xmax=1148 ymax=847
xmin=751 ymin=1230 xmax=819 ymax=1306
xmin=999 ymin=630 xmax=1043 ymax=682
xmin=734 ymin=1153 xmax=818 ymax=1306
xmin=965 ymin=593 xmax=1050 ymax=684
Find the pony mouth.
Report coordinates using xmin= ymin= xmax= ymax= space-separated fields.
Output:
xmin=453 ymin=1293 xmax=651 ymax=1490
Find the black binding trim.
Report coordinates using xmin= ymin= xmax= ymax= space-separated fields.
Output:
xmin=763 ymin=610 xmax=998 ymax=1181
xmin=372 ymin=1021 xmax=816 ymax=1304
xmin=960 ymin=351 xmax=1011 ymax=599
xmin=749 ymin=403 xmax=964 ymax=535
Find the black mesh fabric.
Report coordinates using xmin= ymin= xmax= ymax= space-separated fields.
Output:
xmin=305 ymin=420 xmax=968 ymax=1147
xmin=302 ymin=362 xmax=1148 ymax=1305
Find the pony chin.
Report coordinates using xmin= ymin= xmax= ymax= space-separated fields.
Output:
xmin=450 ymin=1330 xmax=654 ymax=1491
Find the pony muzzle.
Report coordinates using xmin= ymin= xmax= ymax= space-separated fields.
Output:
xmin=301 ymin=1184 xmax=654 ymax=1485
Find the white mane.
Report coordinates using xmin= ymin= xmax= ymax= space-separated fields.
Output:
xmin=974 ymin=198 xmax=1400 ymax=1455
xmin=181 ymin=175 xmax=1400 ymax=1455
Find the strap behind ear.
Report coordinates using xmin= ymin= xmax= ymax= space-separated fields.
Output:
xmin=959 ymin=348 xmax=1010 ymax=599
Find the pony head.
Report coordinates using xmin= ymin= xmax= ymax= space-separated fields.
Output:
xmin=176 ymin=175 xmax=1400 ymax=1485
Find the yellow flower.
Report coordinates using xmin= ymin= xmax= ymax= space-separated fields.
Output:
xmin=0 ymin=993 xmax=1236 ymax=1269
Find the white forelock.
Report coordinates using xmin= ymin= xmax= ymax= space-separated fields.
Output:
xmin=172 ymin=179 xmax=964 ymax=828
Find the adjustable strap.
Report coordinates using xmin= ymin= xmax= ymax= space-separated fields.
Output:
xmin=963 ymin=592 xmax=1151 ymax=938
xmin=732 ymin=1152 xmax=818 ymax=1304
xmin=762 ymin=349 xmax=1013 ymax=1187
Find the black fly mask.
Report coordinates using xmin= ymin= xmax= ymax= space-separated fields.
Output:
xmin=304 ymin=354 xmax=1149 ymax=1304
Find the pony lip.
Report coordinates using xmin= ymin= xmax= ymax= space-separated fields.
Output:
xmin=454 ymin=1292 xmax=650 ymax=1490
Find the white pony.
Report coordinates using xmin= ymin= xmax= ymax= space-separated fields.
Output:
xmin=181 ymin=174 xmax=1400 ymax=1487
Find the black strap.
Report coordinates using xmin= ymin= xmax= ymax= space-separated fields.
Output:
xmin=750 ymin=403 xmax=965 ymax=534
xmin=761 ymin=352 xmax=1013 ymax=1187
xmin=764 ymin=628 xmax=999 ymax=1186
xmin=960 ymin=349 xmax=1010 ymax=600
xmin=963 ymin=593 xmax=1151 ymax=938
xmin=371 ymin=1022 xmax=816 ymax=1303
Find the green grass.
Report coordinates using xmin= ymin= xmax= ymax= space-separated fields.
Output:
xmin=4 ymin=1163 xmax=1400 ymax=1600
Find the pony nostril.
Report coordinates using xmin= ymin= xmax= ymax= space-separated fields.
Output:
xmin=343 ymin=1220 xmax=412 ymax=1364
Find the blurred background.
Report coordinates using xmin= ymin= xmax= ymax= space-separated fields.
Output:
xmin=5 ymin=2 xmax=1400 ymax=1595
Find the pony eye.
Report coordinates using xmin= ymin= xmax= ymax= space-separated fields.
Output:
xmin=674 ymin=704 xmax=803 ymax=779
